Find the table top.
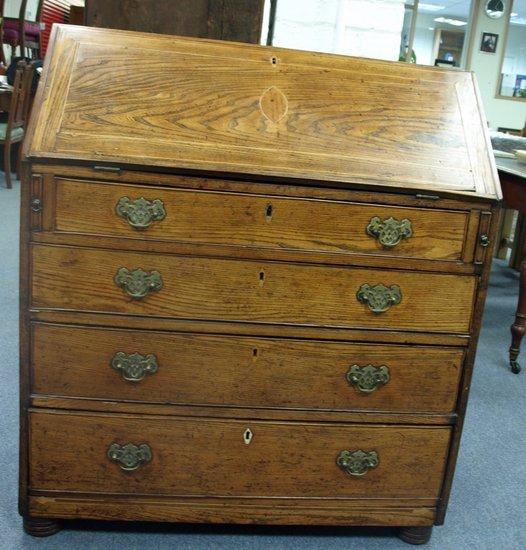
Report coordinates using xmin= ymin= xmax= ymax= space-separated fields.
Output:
xmin=496 ymin=157 xmax=526 ymax=180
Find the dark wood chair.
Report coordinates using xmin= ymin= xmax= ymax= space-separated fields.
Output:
xmin=0 ymin=60 xmax=34 ymax=188
xmin=1 ymin=0 xmax=43 ymax=62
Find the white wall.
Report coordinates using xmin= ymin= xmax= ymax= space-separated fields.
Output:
xmin=272 ymin=0 xmax=405 ymax=61
xmin=467 ymin=0 xmax=526 ymax=128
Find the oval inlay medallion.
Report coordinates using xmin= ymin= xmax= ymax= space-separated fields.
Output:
xmin=259 ymin=86 xmax=288 ymax=123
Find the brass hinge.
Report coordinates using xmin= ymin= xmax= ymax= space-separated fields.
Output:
xmin=93 ymin=165 xmax=122 ymax=173
xmin=415 ymin=193 xmax=440 ymax=200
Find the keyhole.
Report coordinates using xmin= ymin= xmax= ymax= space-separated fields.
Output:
xmin=265 ymin=203 xmax=273 ymax=221
xmin=259 ymin=271 xmax=265 ymax=286
xmin=244 ymin=428 xmax=253 ymax=445
xmin=271 ymin=56 xmax=277 ymax=65
xmin=252 ymin=348 xmax=258 ymax=360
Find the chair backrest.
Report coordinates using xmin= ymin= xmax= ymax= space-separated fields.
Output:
xmin=5 ymin=60 xmax=34 ymax=137
xmin=17 ymin=0 xmax=44 ymax=56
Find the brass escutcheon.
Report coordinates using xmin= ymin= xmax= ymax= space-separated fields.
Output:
xmin=114 ymin=267 xmax=163 ymax=299
xmin=346 ymin=364 xmax=390 ymax=393
xmin=111 ymin=352 xmax=158 ymax=382
xmin=107 ymin=442 xmax=152 ymax=471
xmin=366 ymin=216 xmax=412 ymax=248
xmin=356 ymin=283 xmax=402 ymax=314
xmin=337 ymin=449 xmax=379 ymax=476
xmin=115 ymin=196 xmax=166 ymax=229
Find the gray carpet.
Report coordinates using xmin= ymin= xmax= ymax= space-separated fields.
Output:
xmin=1 ymin=177 xmax=525 ymax=549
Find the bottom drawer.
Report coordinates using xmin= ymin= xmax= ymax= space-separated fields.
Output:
xmin=29 ymin=411 xmax=450 ymax=499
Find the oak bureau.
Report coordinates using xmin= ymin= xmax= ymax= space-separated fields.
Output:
xmin=19 ymin=25 xmax=501 ymax=544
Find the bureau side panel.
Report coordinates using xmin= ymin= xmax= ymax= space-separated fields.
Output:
xmin=436 ymin=206 xmax=501 ymax=524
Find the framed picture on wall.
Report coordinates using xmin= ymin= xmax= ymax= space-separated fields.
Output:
xmin=480 ymin=32 xmax=499 ymax=53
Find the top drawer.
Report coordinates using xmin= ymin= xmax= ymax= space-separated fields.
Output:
xmin=53 ymin=178 xmax=470 ymax=262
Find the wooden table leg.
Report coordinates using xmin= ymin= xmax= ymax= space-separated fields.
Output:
xmin=510 ymin=260 xmax=526 ymax=373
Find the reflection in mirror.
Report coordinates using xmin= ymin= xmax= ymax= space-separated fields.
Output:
xmin=498 ymin=1 xmax=526 ymax=99
xmin=486 ymin=0 xmax=506 ymax=18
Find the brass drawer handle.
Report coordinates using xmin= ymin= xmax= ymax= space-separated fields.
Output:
xmin=356 ymin=283 xmax=401 ymax=313
xmin=107 ymin=442 xmax=152 ymax=471
xmin=116 ymin=196 xmax=166 ymax=229
xmin=366 ymin=216 xmax=412 ymax=248
xmin=114 ymin=267 xmax=163 ymax=299
xmin=111 ymin=352 xmax=158 ymax=382
xmin=337 ymin=449 xmax=379 ymax=476
xmin=346 ymin=364 xmax=390 ymax=393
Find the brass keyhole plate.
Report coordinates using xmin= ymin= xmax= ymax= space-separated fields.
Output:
xmin=243 ymin=428 xmax=253 ymax=445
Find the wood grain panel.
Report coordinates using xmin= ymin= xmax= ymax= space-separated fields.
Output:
xmin=54 ymin=178 xmax=469 ymax=261
xmin=31 ymin=323 xmax=464 ymax=413
xmin=30 ymin=245 xmax=476 ymax=333
xmin=25 ymin=25 xmax=500 ymax=198
xmin=29 ymin=411 xmax=451 ymax=499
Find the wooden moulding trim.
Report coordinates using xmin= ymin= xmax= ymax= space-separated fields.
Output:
xmin=27 ymin=406 xmax=456 ymax=428
xmin=19 ymin=163 xmax=33 ymax=517
xmin=29 ymin=313 xmax=471 ymax=347
xmin=29 ymin=162 xmax=497 ymax=208
xmin=31 ymin=232 xmax=478 ymax=275
xmin=28 ymin=495 xmax=436 ymax=526
xmin=28 ymin=492 xmax=437 ymax=507
xmin=25 ymin=154 xmax=496 ymax=203
xmin=29 ymin=397 xmax=457 ymax=426
xmin=27 ymin=309 xmax=473 ymax=343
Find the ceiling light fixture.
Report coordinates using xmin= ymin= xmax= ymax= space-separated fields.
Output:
xmin=419 ymin=3 xmax=445 ymax=11
xmin=434 ymin=17 xmax=467 ymax=26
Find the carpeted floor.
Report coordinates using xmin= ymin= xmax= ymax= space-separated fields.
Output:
xmin=1 ymin=177 xmax=525 ymax=549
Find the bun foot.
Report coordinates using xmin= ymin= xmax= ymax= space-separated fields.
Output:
xmin=23 ymin=517 xmax=61 ymax=537
xmin=398 ymin=526 xmax=433 ymax=545
xmin=510 ymin=360 xmax=521 ymax=374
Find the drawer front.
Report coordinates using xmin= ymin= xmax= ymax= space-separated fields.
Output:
xmin=32 ymin=324 xmax=464 ymax=413
xmin=31 ymin=245 xmax=476 ymax=333
xmin=54 ymin=178 xmax=469 ymax=261
xmin=29 ymin=411 xmax=451 ymax=499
